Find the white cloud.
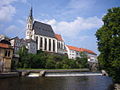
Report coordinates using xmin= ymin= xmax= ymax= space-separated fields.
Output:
xmin=43 ymin=16 xmax=103 ymax=39
xmin=0 ymin=0 xmax=17 ymax=6
xmin=0 ymin=5 xmax=16 ymax=21
xmin=68 ymin=0 xmax=96 ymax=9
xmin=0 ymin=0 xmax=28 ymax=22
xmin=0 ymin=0 xmax=16 ymax=21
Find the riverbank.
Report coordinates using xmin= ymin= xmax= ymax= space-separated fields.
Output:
xmin=0 ymin=72 xmax=19 ymax=78
xmin=17 ymin=68 xmax=89 ymax=71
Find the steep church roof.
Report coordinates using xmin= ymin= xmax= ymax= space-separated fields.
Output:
xmin=33 ymin=21 xmax=55 ymax=38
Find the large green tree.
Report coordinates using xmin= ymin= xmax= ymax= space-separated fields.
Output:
xmin=96 ymin=7 xmax=120 ymax=83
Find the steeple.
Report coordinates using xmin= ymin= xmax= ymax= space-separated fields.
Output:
xmin=29 ymin=7 xmax=33 ymax=20
xmin=25 ymin=7 xmax=34 ymax=39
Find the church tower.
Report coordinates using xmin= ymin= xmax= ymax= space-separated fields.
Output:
xmin=26 ymin=7 xmax=34 ymax=39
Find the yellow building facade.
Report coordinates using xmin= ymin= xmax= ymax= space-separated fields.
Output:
xmin=0 ymin=40 xmax=13 ymax=72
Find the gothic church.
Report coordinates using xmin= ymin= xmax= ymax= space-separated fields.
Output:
xmin=25 ymin=8 xmax=66 ymax=54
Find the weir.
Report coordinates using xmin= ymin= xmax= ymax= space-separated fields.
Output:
xmin=45 ymin=72 xmax=102 ymax=77
xmin=26 ymin=70 xmax=102 ymax=77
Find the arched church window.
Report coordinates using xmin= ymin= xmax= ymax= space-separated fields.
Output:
xmin=40 ymin=37 xmax=43 ymax=48
xmin=49 ymin=39 xmax=51 ymax=51
xmin=36 ymin=37 xmax=38 ymax=49
xmin=44 ymin=38 xmax=47 ymax=50
xmin=53 ymin=40 xmax=55 ymax=52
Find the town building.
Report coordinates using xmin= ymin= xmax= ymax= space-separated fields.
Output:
xmin=55 ymin=34 xmax=66 ymax=54
xmin=25 ymin=39 xmax=37 ymax=54
xmin=79 ymin=48 xmax=97 ymax=63
xmin=0 ymin=35 xmax=10 ymax=41
xmin=10 ymin=37 xmax=26 ymax=54
xmin=25 ymin=7 xmax=65 ymax=54
xmin=10 ymin=37 xmax=37 ymax=54
xmin=0 ymin=39 xmax=13 ymax=72
xmin=66 ymin=45 xmax=80 ymax=59
xmin=66 ymin=45 xmax=97 ymax=63
xmin=0 ymin=35 xmax=5 ymax=40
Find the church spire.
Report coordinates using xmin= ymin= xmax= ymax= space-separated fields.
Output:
xmin=29 ymin=7 xmax=33 ymax=19
xmin=26 ymin=7 xmax=34 ymax=39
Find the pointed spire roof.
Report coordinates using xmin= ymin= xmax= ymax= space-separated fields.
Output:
xmin=29 ymin=7 xmax=33 ymax=19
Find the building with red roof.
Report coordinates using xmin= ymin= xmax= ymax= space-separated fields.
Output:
xmin=55 ymin=34 xmax=63 ymax=41
xmin=66 ymin=45 xmax=97 ymax=62
xmin=55 ymin=34 xmax=66 ymax=54
xmin=66 ymin=45 xmax=81 ymax=59
xmin=0 ymin=40 xmax=13 ymax=72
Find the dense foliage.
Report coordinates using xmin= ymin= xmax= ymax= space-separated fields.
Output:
xmin=17 ymin=46 xmax=88 ymax=69
xmin=96 ymin=7 xmax=120 ymax=83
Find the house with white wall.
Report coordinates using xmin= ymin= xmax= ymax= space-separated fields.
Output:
xmin=66 ymin=45 xmax=81 ymax=59
xmin=66 ymin=45 xmax=97 ymax=62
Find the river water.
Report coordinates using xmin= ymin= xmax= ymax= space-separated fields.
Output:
xmin=0 ymin=75 xmax=113 ymax=90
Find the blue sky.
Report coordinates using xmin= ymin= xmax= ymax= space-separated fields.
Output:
xmin=0 ymin=0 xmax=120 ymax=54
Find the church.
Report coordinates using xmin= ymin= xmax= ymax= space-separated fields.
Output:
xmin=25 ymin=7 xmax=66 ymax=54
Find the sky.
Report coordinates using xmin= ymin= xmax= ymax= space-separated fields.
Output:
xmin=0 ymin=0 xmax=120 ymax=54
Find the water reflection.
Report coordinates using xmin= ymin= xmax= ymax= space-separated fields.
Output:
xmin=0 ymin=76 xmax=113 ymax=90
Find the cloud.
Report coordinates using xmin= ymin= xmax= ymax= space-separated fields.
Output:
xmin=0 ymin=0 xmax=28 ymax=22
xmin=43 ymin=16 xmax=103 ymax=39
xmin=0 ymin=5 xmax=16 ymax=21
xmin=0 ymin=0 xmax=17 ymax=22
xmin=68 ymin=0 xmax=96 ymax=9
xmin=0 ymin=0 xmax=17 ymax=6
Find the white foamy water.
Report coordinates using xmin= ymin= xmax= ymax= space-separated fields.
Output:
xmin=45 ymin=72 xmax=102 ymax=77
xmin=28 ymin=73 xmax=39 ymax=77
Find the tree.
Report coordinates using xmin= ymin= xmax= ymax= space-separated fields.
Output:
xmin=96 ymin=7 xmax=120 ymax=83
xmin=76 ymin=52 xmax=88 ymax=68
xmin=45 ymin=59 xmax=56 ymax=69
xmin=17 ymin=46 xmax=28 ymax=68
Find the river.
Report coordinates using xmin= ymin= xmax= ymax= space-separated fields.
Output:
xmin=0 ymin=75 xmax=113 ymax=90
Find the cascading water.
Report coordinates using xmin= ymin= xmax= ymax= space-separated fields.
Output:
xmin=45 ymin=72 xmax=102 ymax=77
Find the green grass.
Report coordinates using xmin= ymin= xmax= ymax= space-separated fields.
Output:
xmin=17 ymin=68 xmax=89 ymax=71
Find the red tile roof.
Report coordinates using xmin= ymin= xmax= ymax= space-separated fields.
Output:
xmin=0 ymin=43 xmax=12 ymax=49
xmin=66 ymin=45 xmax=96 ymax=55
xmin=79 ymin=48 xmax=96 ymax=55
xmin=55 ymin=34 xmax=63 ymax=41
xmin=66 ymin=45 xmax=80 ymax=52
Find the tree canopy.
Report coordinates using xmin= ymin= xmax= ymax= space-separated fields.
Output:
xmin=17 ymin=46 xmax=88 ymax=69
xmin=96 ymin=7 xmax=120 ymax=83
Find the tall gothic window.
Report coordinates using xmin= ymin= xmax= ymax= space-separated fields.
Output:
xmin=40 ymin=37 xmax=43 ymax=48
xmin=49 ymin=39 xmax=51 ymax=51
xmin=44 ymin=38 xmax=47 ymax=50
xmin=57 ymin=42 xmax=60 ymax=49
xmin=61 ymin=43 xmax=63 ymax=49
xmin=53 ymin=40 xmax=55 ymax=52
xmin=36 ymin=37 xmax=38 ymax=50
xmin=57 ymin=42 xmax=58 ymax=48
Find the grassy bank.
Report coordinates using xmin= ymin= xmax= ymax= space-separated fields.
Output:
xmin=17 ymin=68 xmax=89 ymax=70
